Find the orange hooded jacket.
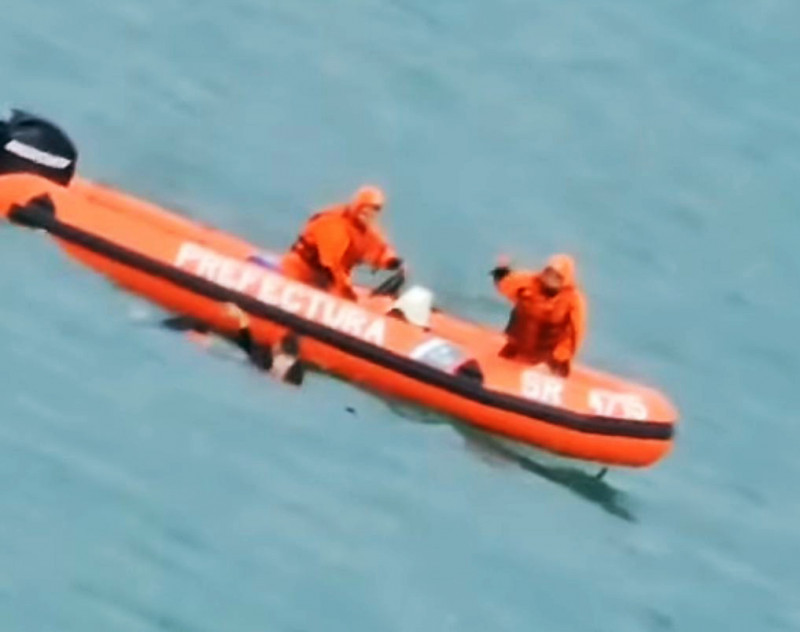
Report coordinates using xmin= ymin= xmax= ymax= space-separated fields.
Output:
xmin=281 ymin=204 xmax=398 ymax=299
xmin=495 ymin=254 xmax=587 ymax=373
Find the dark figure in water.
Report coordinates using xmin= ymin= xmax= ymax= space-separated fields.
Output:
xmin=162 ymin=304 xmax=304 ymax=385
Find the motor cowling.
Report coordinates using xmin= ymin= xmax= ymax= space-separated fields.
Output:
xmin=0 ymin=109 xmax=77 ymax=185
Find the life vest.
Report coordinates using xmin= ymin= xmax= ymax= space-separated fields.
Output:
xmin=288 ymin=205 xmax=392 ymax=280
xmin=496 ymin=256 xmax=586 ymax=364
xmin=505 ymin=283 xmax=577 ymax=359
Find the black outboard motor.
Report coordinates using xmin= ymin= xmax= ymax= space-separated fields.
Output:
xmin=0 ymin=109 xmax=77 ymax=185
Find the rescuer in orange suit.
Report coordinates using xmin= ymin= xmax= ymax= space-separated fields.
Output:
xmin=280 ymin=185 xmax=403 ymax=300
xmin=490 ymin=253 xmax=587 ymax=377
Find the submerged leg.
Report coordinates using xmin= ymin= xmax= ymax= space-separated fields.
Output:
xmin=271 ymin=333 xmax=305 ymax=385
xmin=161 ymin=315 xmax=209 ymax=333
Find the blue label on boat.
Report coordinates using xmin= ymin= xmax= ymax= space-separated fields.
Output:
xmin=409 ymin=338 xmax=467 ymax=372
xmin=246 ymin=252 xmax=281 ymax=271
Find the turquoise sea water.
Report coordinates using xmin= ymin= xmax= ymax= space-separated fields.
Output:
xmin=1 ymin=1 xmax=799 ymax=630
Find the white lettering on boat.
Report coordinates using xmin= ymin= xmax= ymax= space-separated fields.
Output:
xmin=588 ymin=389 xmax=649 ymax=420
xmin=173 ymin=242 xmax=386 ymax=345
xmin=520 ymin=370 xmax=564 ymax=406
xmin=4 ymin=139 xmax=72 ymax=169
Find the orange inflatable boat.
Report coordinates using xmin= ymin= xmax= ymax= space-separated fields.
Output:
xmin=0 ymin=110 xmax=677 ymax=468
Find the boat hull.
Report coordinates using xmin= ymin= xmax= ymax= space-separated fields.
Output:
xmin=0 ymin=174 xmax=677 ymax=468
